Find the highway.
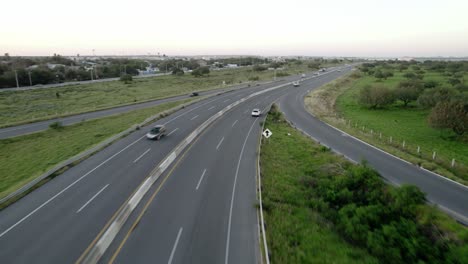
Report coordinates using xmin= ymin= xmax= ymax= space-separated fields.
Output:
xmin=1 ymin=65 xmax=465 ymax=264
xmin=0 ymin=71 xmax=330 ymax=263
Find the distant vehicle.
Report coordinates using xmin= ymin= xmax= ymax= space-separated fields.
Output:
xmin=146 ymin=125 xmax=166 ymax=140
xmin=190 ymin=92 xmax=199 ymax=97
xmin=320 ymin=68 xmax=326 ymax=72
xmin=292 ymin=81 xmax=300 ymax=87
xmin=301 ymin=73 xmax=306 ymax=78
xmin=251 ymin=109 xmax=261 ymax=117
xmin=337 ymin=69 xmax=341 ymax=72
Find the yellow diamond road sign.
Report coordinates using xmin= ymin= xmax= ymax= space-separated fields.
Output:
xmin=263 ymin=129 xmax=272 ymax=138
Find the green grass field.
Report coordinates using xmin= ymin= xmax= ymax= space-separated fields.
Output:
xmin=0 ymin=98 xmax=193 ymax=200
xmin=328 ymin=69 xmax=468 ymax=182
xmin=0 ymin=64 xmax=313 ymax=127
xmin=260 ymin=108 xmax=467 ymax=263
xmin=260 ymin=110 xmax=378 ymax=263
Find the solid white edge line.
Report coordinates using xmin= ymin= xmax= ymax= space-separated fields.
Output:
xmin=168 ymin=227 xmax=183 ymax=264
xmin=196 ymin=169 xmax=207 ymax=190
xmin=225 ymin=120 xmax=258 ymax=264
xmin=208 ymin=106 xmax=215 ymax=110
xmin=76 ymin=184 xmax=110 ymax=213
xmin=133 ymin=148 xmax=151 ymax=163
xmin=231 ymin=120 xmax=238 ymax=127
xmin=216 ymin=137 xmax=225 ymax=150
xmin=190 ymin=115 xmax=199 ymax=120
xmin=0 ymin=135 xmax=145 ymax=239
xmin=302 ymin=104 xmax=468 ymax=190
xmin=167 ymin=128 xmax=179 ymax=136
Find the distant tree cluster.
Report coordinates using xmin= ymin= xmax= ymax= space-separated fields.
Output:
xmin=357 ymin=61 xmax=468 ymax=135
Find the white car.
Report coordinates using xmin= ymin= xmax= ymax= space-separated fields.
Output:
xmin=251 ymin=109 xmax=261 ymax=117
xmin=292 ymin=81 xmax=300 ymax=87
xmin=301 ymin=73 xmax=306 ymax=78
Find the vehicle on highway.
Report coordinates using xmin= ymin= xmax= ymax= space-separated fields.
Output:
xmin=292 ymin=81 xmax=300 ymax=87
xmin=190 ymin=92 xmax=199 ymax=97
xmin=320 ymin=68 xmax=326 ymax=72
xmin=146 ymin=125 xmax=166 ymax=140
xmin=251 ymin=109 xmax=261 ymax=117
xmin=301 ymin=73 xmax=306 ymax=78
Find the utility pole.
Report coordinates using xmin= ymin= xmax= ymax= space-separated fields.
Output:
xmin=124 ymin=65 xmax=127 ymax=74
xmin=28 ymin=71 xmax=32 ymax=86
xmin=14 ymin=70 xmax=19 ymax=88
xmin=90 ymin=69 xmax=94 ymax=81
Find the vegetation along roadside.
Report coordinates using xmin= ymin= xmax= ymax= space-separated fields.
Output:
xmin=260 ymin=105 xmax=467 ymax=263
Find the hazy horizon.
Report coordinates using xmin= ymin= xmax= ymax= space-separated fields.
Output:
xmin=2 ymin=0 xmax=468 ymax=57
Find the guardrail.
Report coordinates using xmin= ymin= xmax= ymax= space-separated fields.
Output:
xmin=78 ymin=81 xmax=293 ymax=264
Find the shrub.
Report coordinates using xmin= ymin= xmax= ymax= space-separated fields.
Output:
xmin=119 ymin=74 xmax=132 ymax=83
xmin=49 ymin=121 xmax=63 ymax=130
xmin=417 ymin=87 xmax=459 ymax=108
xmin=428 ymin=100 xmax=467 ymax=135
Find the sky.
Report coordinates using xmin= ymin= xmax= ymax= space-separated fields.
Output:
xmin=1 ymin=0 xmax=468 ymax=57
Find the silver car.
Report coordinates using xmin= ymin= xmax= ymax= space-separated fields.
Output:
xmin=146 ymin=125 xmax=167 ymax=140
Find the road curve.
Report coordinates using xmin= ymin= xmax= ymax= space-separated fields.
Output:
xmin=279 ymin=67 xmax=468 ymax=224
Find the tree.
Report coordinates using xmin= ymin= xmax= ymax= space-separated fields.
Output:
xmin=358 ymin=85 xmax=395 ymax=109
xmin=395 ymin=80 xmax=423 ymax=106
xmin=172 ymin=68 xmax=184 ymax=76
xmin=428 ymin=100 xmax=467 ymax=135
xmin=417 ymin=87 xmax=459 ymax=108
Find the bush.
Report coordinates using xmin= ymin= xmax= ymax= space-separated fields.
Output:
xmin=172 ymin=68 xmax=184 ymax=76
xmin=358 ymin=84 xmax=395 ymax=109
xmin=49 ymin=121 xmax=63 ymax=130
xmin=119 ymin=74 xmax=132 ymax=83
xmin=253 ymin=65 xmax=267 ymax=71
xmin=248 ymin=76 xmax=259 ymax=81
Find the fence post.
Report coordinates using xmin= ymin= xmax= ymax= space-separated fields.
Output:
xmin=379 ymin=132 xmax=382 ymax=139
xmin=417 ymin=146 xmax=420 ymax=154
xmin=371 ymin=129 xmax=373 ymax=135
xmin=432 ymin=151 xmax=436 ymax=160
xmin=389 ymin=136 xmax=392 ymax=144
xmin=451 ymin=159 xmax=455 ymax=168
xmin=402 ymin=140 xmax=405 ymax=148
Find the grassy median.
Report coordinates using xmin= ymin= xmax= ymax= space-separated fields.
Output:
xmin=260 ymin=105 xmax=467 ymax=263
xmin=0 ymin=98 xmax=194 ymax=200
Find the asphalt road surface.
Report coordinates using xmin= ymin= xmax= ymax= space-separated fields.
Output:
xmin=0 ymin=70 xmax=337 ymax=263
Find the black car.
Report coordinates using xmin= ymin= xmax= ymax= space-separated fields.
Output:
xmin=190 ymin=92 xmax=199 ymax=97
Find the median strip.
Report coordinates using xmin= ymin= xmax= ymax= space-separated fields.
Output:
xmin=77 ymin=80 xmax=293 ymax=264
